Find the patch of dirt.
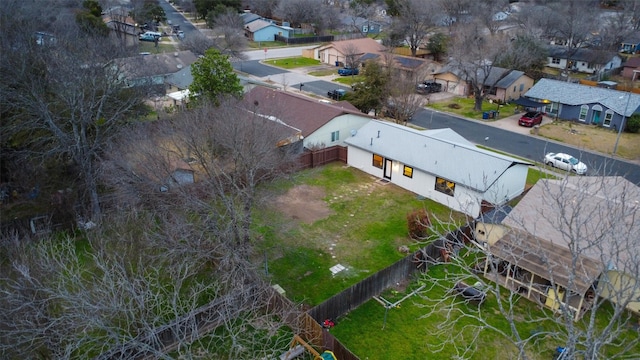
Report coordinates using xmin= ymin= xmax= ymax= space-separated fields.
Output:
xmin=273 ymin=185 xmax=333 ymax=224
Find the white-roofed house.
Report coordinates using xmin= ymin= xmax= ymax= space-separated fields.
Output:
xmin=344 ymin=120 xmax=532 ymax=217
xmin=524 ymin=78 xmax=640 ymax=131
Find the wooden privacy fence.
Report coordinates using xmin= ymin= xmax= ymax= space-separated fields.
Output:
xmin=275 ymin=34 xmax=334 ymax=45
xmin=308 ymin=255 xmax=418 ymax=325
xmin=97 ymin=285 xmax=271 ymax=360
xmin=299 ymin=146 xmax=347 ymax=169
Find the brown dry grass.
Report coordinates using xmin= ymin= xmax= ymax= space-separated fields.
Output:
xmin=537 ymin=121 xmax=640 ymax=162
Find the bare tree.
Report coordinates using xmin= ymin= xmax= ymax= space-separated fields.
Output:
xmin=472 ymin=0 xmax=509 ymax=36
xmin=446 ymin=22 xmax=512 ymax=111
xmin=415 ymin=175 xmax=640 ymax=359
xmin=0 ymin=2 xmax=147 ymax=222
xmin=378 ymin=53 xmax=423 ymax=124
xmin=207 ymin=8 xmax=249 ymax=59
xmin=388 ymin=0 xmax=440 ymax=57
xmin=545 ymin=0 xmax=600 ymax=76
xmin=0 ymin=209 xmax=299 ymax=359
xmin=103 ymin=97 xmax=300 ymax=252
xmin=342 ymin=43 xmax=362 ymax=70
xmin=275 ymin=0 xmax=339 ymax=35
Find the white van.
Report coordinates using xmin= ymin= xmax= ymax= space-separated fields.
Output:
xmin=140 ymin=31 xmax=161 ymax=39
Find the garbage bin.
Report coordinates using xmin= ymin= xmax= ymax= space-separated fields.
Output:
xmin=490 ymin=110 xmax=497 ymax=118
xmin=335 ymin=61 xmax=340 ymax=67
xmin=533 ymin=125 xmax=539 ymax=135
xmin=482 ymin=112 xmax=489 ymax=119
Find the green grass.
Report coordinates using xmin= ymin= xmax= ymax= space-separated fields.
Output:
xmin=429 ymin=97 xmax=518 ymax=120
xmin=247 ymin=41 xmax=288 ymax=48
xmin=255 ymin=164 xmax=467 ymax=306
xmin=331 ymin=265 xmax=640 ymax=360
xmin=333 ymin=75 xmax=363 ymax=86
xmin=267 ymin=57 xmax=321 ymax=69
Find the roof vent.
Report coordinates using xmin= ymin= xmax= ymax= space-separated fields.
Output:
xmin=177 ymin=64 xmax=183 ymax=69
xmin=174 ymin=52 xmax=179 ymax=57
xmin=350 ymin=129 xmax=357 ymax=137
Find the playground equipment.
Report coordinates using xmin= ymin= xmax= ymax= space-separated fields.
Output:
xmin=280 ymin=335 xmax=337 ymax=360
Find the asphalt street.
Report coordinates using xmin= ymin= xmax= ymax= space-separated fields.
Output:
xmin=410 ymin=108 xmax=640 ymax=184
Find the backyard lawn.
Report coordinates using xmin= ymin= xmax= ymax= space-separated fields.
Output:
xmin=255 ymin=163 xmax=466 ymax=306
xmin=253 ymin=163 xmax=639 ymax=359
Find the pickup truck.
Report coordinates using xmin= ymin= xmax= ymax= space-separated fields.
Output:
xmin=338 ymin=67 xmax=359 ymax=76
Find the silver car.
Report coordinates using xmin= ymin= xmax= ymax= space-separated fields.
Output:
xmin=544 ymin=152 xmax=587 ymax=175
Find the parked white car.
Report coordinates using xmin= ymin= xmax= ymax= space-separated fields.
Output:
xmin=544 ymin=152 xmax=587 ymax=175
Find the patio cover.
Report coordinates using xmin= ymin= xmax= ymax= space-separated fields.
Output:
xmin=489 ymin=228 xmax=603 ymax=296
xmin=512 ymin=97 xmax=547 ymax=108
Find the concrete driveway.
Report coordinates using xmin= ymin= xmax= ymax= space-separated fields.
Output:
xmin=482 ymin=113 xmax=554 ymax=136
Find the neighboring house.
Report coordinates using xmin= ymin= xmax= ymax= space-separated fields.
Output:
xmin=245 ymin=19 xmax=293 ymax=42
xmin=546 ymin=45 xmax=622 ymax=74
xmin=240 ymin=12 xmax=262 ymax=26
xmin=481 ymin=67 xmax=534 ymax=102
xmin=389 ymin=55 xmax=440 ymax=79
xmin=114 ymin=51 xmax=198 ymax=91
xmin=433 ymin=66 xmax=469 ymax=96
xmin=433 ymin=65 xmax=533 ymax=101
xmin=243 ymin=86 xmax=374 ymax=150
xmin=475 ymin=176 xmax=640 ymax=320
xmin=524 ymin=78 xmax=640 ymax=129
xmin=341 ymin=16 xmax=385 ymax=35
xmin=621 ymin=57 xmax=640 ymax=81
xmin=344 ymin=120 xmax=531 ymax=217
xmin=620 ymin=31 xmax=640 ymax=54
xmin=316 ymin=37 xmax=386 ymax=66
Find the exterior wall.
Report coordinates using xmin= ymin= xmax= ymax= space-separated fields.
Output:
xmin=434 ymin=73 xmax=468 ymax=96
xmin=599 ymin=270 xmax=640 ymax=315
xmin=304 ymin=114 xmax=370 ymax=149
xmin=346 ymin=146 xmax=483 ymax=217
xmin=559 ymin=102 xmax=625 ymax=129
xmin=474 ymin=223 xmax=508 ymax=246
xmin=503 ymin=76 xmax=534 ymax=102
xmin=546 ymin=57 xmax=568 ymax=71
xmin=484 ymin=164 xmax=529 ymax=205
xmin=253 ymin=26 xmax=284 ymax=42
xmin=621 ymin=66 xmax=640 ymax=80
xmin=318 ymin=47 xmax=344 ymax=65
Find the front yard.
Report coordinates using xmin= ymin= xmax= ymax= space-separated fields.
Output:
xmin=429 ymin=97 xmax=640 ymax=161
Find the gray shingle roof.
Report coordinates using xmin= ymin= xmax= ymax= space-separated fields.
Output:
xmin=344 ymin=120 xmax=531 ymax=192
xmin=524 ymin=78 xmax=640 ymax=116
xmin=546 ymin=45 xmax=615 ymax=64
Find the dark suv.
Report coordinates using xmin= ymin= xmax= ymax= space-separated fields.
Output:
xmin=416 ymin=81 xmax=442 ymax=94
xmin=518 ymin=111 xmax=543 ymax=127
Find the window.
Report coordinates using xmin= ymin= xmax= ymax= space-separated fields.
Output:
xmin=403 ymin=165 xmax=413 ymax=178
xmin=579 ymin=105 xmax=588 ymax=122
xmin=519 ymin=84 xmax=524 ymax=91
xmin=603 ymin=110 xmax=613 ymax=127
xmin=372 ymin=154 xmax=383 ymax=169
xmin=552 ymin=58 xmax=561 ymax=64
xmin=331 ymin=130 xmax=340 ymax=142
xmin=435 ymin=177 xmax=455 ymax=196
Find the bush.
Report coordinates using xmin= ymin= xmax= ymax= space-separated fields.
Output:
xmin=407 ymin=208 xmax=430 ymax=239
xmin=448 ymin=103 xmax=462 ymax=109
xmin=626 ymin=114 xmax=640 ymax=133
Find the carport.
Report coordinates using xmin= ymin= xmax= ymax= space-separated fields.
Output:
xmin=511 ymin=97 xmax=547 ymax=110
xmin=481 ymin=228 xmax=602 ymax=321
